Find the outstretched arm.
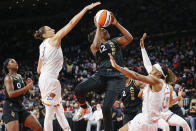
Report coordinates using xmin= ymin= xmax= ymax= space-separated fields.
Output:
xmin=51 ymin=2 xmax=101 ymax=48
xmin=108 ymin=53 xmax=160 ymax=85
xmin=140 ymin=33 xmax=152 ymax=74
xmin=111 ymin=13 xmax=133 ymax=47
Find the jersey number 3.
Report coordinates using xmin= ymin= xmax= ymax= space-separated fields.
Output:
xmin=100 ymin=45 xmax=107 ymax=53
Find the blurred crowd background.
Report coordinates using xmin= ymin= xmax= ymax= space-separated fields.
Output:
xmin=0 ymin=0 xmax=195 ymax=131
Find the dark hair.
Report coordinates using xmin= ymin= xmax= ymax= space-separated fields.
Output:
xmin=88 ymin=29 xmax=96 ymax=43
xmin=161 ymin=64 xmax=176 ymax=84
xmin=34 ymin=26 xmax=45 ymax=40
xmin=2 ymin=58 xmax=11 ymax=76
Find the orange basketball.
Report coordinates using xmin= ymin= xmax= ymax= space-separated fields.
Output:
xmin=95 ymin=10 xmax=113 ymax=27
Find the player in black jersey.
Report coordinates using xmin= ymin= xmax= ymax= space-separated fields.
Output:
xmin=121 ymin=77 xmax=145 ymax=125
xmin=74 ymin=12 xmax=133 ymax=131
xmin=2 ymin=58 xmax=42 ymax=131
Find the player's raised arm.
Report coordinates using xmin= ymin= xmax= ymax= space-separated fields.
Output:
xmin=90 ymin=17 xmax=102 ymax=56
xmin=51 ymin=2 xmax=101 ymax=47
xmin=111 ymin=12 xmax=133 ymax=47
xmin=140 ymin=33 xmax=152 ymax=74
xmin=108 ymin=53 xmax=161 ymax=86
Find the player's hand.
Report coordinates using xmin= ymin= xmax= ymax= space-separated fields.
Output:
xmin=94 ymin=16 xmax=100 ymax=28
xmin=140 ymin=33 xmax=147 ymax=49
xmin=85 ymin=2 xmax=101 ymax=10
xmin=26 ymin=78 xmax=34 ymax=90
xmin=177 ymin=88 xmax=184 ymax=101
xmin=110 ymin=12 xmax=118 ymax=26
xmin=108 ymin=53 xmax=118 ymax=69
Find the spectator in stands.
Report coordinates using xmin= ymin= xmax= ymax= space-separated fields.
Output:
xmin=86 ymin=104 xmax=103 ymax=131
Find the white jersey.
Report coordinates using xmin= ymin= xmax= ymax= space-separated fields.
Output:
xmin=162 ymin=84 xmax=170 ymax=112
xmin=39 ymin=38 xmax=63 ymax=78
xmin=142 ymin=80 xmax=166 ymax=123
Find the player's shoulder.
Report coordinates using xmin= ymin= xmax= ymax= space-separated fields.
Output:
xmin=4 ymin=74 xmax=13 ymax=83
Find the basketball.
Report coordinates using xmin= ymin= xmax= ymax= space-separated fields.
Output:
xmin=95 ymin=9 xmax=113 ymax=27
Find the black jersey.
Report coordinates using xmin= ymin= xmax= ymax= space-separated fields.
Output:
xmin=4 ymin=74 xmax=25 ymax=111
xmin=121 ymin=80 xmax=142 ymax=113
xmin=95 ymin=39 xmax=124 ymax=76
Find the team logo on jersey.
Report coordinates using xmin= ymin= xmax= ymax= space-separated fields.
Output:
xmin=11 ymin=111 xmax=15 ymax=118
xmin=47 ymin=93 xmax=56 ymax=100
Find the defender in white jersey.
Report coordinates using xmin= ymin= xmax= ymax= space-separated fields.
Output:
xmin=158 ymin=84 xmax=191 ymax=131
xmin=136 ymin=33 xmax=190 ymax=131
xmin=109 ymin=33 xmax=173 ymax=131
xmin=34 ymin=2 xmax=101 ymax=131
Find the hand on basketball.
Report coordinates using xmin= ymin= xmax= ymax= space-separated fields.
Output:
xmin=140 ymin=33 xmax=147 ymax=49
xmin=94 ymin=16 xmax=100 ymax=28
xmin=26 ymin=78 xmax=34 ymax=90
xmin=108 ymin=53 xmax=118 ymax=69
xmin=85 ymin=2 xmax=101 ymax=10
xmin=110 ymin=12 xmax=118 ymax=25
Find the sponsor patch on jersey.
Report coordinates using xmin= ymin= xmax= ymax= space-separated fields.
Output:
xmin=11 ymin=111 xmax=15 ymax=118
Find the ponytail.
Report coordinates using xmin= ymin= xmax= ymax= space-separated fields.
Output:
xmin=161 ymin=64 xmax=176 ymax=84
xmin=34 ymin=26 xmax=45 ymax=40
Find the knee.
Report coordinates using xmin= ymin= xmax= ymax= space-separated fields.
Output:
xmin=180 ymin=120 xmax=189 ymax=128
xmin=118 ymin=127 xmax=124 ymax=131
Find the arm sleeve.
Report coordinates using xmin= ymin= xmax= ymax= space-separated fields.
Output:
xmin=141 ymin=48 xmax=152 ymax=74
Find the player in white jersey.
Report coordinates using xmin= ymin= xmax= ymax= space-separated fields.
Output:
xmin=158 ymin=85 xmax=191 ymax=131
xmin=137 ymin=33 xmax=191 ymax=131
xmin=34 ymin=2 xmax=101 ymax=131
xmin=109 ymin=33 xmax=174 ymax=131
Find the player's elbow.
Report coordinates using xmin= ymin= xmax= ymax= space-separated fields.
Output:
xmin=8 ymin=93 xmax=15 ymax=98
xmin=125 ymin=36 xmax=133 ymax=45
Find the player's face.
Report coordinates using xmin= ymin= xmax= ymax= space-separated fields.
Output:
xmin=101 ymin=28 xmax=110 ymax=40
xmin=150 ymin=66 xmax=162 ymax=77
xmin=7 ymin=59 xmax=18 ymax=71
xmin=43 ymin=26 xmax=55 ymax=38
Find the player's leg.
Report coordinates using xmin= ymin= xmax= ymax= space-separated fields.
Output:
xmin=6 ymin=120 xmax=19 ymax=131
xmin=168 ymin=114 xmax=191 ymax=131
xmin=23 ymin=113 xmax=42 ymax=131
xmin=102 ymin=77 xmax=125 ymax=131
xmin=55 ymin=104 xmax=71 ymax=131
xmin=3 ymin=102 xmax=19 ymax=131
xmin=74 ymin=74 xmax=103 ymax=109
xmin=44 ymin=105 xmax=56 ymax=131
xmin=157 ymin=118 xmax=170 ymax=131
